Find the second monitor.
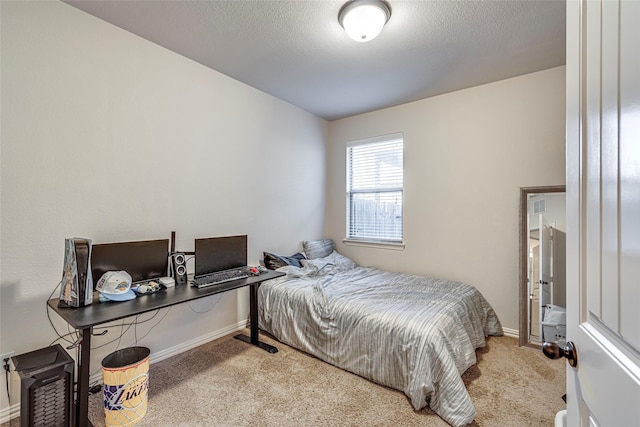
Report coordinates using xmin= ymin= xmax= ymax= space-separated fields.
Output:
xmin=194 ymin=235 xmax=247 ymax=278
xmin=91 ymin=239 xmax=169 ymax=289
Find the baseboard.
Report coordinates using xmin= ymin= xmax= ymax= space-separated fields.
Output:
xmin=0 ymin=402 xmax=20 ymax=424
xmin=88 ymin=320 xmax=248 ymax=384
xmin=0 ymin=320 xmax=248 ymax=424
xmin=150 ymin=320 xmax=247 ymax=364
xmin=502 ymin=327 xmax=519 ymax=338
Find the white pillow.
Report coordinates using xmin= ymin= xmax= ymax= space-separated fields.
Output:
xmin=302 ymin=239 xmax=335 ymax=259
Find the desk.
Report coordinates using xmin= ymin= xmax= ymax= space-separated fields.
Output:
xmin=47 ymin=270 xmax=285 ymax=427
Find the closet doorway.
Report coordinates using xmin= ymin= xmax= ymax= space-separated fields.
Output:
xmin=519 ymin=185 xmax=566 ymax=348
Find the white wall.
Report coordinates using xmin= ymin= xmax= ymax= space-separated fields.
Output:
xmin=529 ymin=193 xmax=566 ymax=232
xmin=0 ymin=0 xmax=326 ymax=415
xmin=326 ymin=66 xmax=566 ymax=334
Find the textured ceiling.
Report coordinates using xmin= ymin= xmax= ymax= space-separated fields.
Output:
xmin=64 ymin=0 xmax=566 ymax=121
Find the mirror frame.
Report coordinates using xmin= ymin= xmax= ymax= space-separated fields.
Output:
xmin=519 ymin=185 xmax=566 ymax=348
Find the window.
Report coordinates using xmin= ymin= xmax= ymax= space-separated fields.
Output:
xmin=346 ymin=133 xmax=403 ymax=243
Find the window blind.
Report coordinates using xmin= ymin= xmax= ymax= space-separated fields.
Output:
xmin=347 ymin=137 xmax=403 ymax=242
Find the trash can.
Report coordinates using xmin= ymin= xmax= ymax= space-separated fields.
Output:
xmin=542 ymin=304 xmax=566 ymax=345
xmin=102 ymin=347 xmax=150 ymax=427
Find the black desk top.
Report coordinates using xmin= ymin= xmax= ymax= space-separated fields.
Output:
xmin=47 ymin=270 xmax=285 ymax=329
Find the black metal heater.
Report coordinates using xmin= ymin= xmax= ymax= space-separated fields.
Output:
xmin=11 ymin=344 xmax=74 ymax=427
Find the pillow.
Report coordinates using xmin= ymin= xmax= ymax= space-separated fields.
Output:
xmin=263 ymin=251 xmax=306 ymax=270
xmin=302 ymin=239 xmax=335 ymax=259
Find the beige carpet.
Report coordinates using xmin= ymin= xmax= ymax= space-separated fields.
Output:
xmin=2 ymin=331 xmax=566 ymax=426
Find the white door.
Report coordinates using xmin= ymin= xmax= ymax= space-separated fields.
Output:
xmin=539 ymin=215 xmax=553 ymax=339
xmin=565 ymin=1 xmax=640 ymax=426
xmin=528 ymin=213 xmax=541 ymax=339
xmin=530 ymin=238 xmax=541 ymax=339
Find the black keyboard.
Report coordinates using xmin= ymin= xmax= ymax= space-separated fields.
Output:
xmin=192 ymin=269 xmax=249 ymax=288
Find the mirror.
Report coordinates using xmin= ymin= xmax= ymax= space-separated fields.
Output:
xmin=519 ymin=186 xmax=566 ymax=348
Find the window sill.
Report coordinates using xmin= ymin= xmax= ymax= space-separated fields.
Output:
xmin=342 ymin=239 xmax=405 ymax=250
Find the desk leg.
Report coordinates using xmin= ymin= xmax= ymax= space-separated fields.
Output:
xmin=76 ymin=328 xmax=93 ymax=427
xmin=234 ymin=283 xmax=278 ymax=353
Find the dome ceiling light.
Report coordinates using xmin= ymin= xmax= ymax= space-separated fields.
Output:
xmin=338 ymin=0 xmax=392 ymax=43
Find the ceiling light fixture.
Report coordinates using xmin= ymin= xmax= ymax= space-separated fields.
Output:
xmin=338 ymin=0 xmax=391 ymax=43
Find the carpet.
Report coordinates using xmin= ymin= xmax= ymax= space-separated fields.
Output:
xmin=87 ymin=331 xmax=566 ymax=426
xmin=1 ymin=330 xmax=565 ymax=426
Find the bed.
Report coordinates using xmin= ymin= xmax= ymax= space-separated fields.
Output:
xmin=258 ymin=245 xmax=503 ymax=427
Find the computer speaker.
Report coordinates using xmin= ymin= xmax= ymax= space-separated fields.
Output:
xmin=172 ymin=252 xmax=188 ymax=285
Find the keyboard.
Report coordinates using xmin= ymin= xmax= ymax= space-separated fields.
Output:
xmin=192 ymin=269 xmax=249 ymax=288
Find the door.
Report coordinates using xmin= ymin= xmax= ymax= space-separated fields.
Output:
xmin=552 ymin=228 xmax=566 ymax=309
xmin=565 ymin=1 xmax=640 ymax=426
xmin=530 ymin=234 xmax=540 ymax=339
xmin=539 ymin=215 xmax=553 ymax=340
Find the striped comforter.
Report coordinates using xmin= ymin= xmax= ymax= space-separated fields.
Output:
xmin=258 ymin=257 xmax=503 ymax=426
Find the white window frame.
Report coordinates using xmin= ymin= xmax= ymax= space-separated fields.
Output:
xmin=344 ymin=132 xmax=404 ymax=249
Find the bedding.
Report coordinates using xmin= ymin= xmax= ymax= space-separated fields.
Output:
xmin=258 ymin=252 xmax=503 ymax=427
xmin=263 ymin=251 xmax=306 ymax=270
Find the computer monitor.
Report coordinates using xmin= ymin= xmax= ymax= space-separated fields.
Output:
xmin=91 ymin=239 xmax=169 ymax=288
xmin=194 ymin=235 xmax=247 ymax=277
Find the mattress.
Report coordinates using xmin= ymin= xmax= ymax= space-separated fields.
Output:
xmin=258 ymin=252 xmax=503 ymax=426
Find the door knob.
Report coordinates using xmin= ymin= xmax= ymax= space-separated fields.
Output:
xmin=542 ymin=341 xmax=578 ymax=368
